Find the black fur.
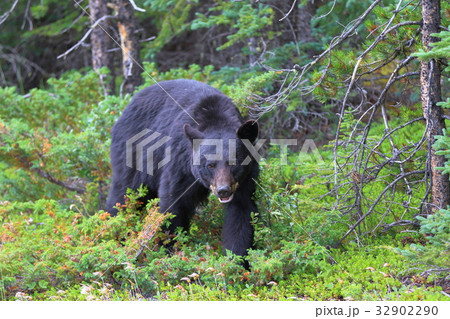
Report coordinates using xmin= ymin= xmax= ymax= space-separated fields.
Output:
xmin=106 ymin=79 xmax=259 ymax=259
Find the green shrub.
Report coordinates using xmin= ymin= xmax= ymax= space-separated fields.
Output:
xmin=397 ymin=209 xmax=450 ymax=272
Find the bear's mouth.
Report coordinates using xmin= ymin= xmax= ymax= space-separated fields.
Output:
xmin=210 ymin=182 xmax=238 ymax=204
xmin=218 ymin=193 xmax=234 ymax=204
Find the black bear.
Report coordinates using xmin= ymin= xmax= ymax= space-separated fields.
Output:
xmin=106 ymin=79 xmax=259 ymax=259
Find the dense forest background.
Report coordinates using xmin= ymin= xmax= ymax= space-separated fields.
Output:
xmin=0 ymin=0 xmax=449 ymax=301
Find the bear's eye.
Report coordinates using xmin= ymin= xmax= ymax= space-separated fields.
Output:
xmin=207 ymin=163 xmax=216 ymax=169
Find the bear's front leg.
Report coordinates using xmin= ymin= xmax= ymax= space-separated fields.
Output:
xmin=158 ymin=191 xmax=196 ymax=233
xmin=221 ymin=179 xmax=257 ymax=259
xmin=158 ymin=173 xmax=208 ymax=233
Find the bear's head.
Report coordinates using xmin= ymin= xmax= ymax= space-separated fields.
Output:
xmin=184 ymin=120 xmax=258 ymax=203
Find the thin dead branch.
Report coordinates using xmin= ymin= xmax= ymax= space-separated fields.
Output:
xmin=334 ymin=170 xmax=426 ymax=247
xmin=129 ymin=0 xmax=146 ymax=12
xmin=251 ymin=0 xmax=384 ymax=119
xmin=57 ymin=15 xmax=117 ymax=60
xmin=279 ymin=0 xmax=297 ymax=21
xmin=0 ymin=0 xmax=19 ymax=25
xmin=253 ymin=0 xmax=439 ymax=246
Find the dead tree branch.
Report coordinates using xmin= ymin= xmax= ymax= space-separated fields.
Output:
xmin=57 ymin=15 xmax=117 ymax=60
xmin=334 ymin=170 xmax=426 ymax=247
xmin=129 ymin=0 xmax=146 ymax=12
xmin=279 ymin=0 xmax=297 ymax=21
xmin=251 ymin=0 xmax=384 ymax=118
xmin=7 ymin=147 xmax=86 ymax=194
xmin=255 ymin=0 xmax=437 ymax=245
xmin=0 ymin=0 xmax=19 ymax=25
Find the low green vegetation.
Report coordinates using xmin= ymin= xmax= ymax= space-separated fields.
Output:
xmin=0 ymin=72 xmax=447 ymax=299
xmin=0 ymin=156 xmax=447 ymax=300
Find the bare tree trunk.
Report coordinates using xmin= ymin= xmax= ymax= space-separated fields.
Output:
xmin=420 ymin=0 xmax=449 ymax=213
xmin=115 ymin=0 xmax=142 ymax=95
xmin=89 ymin=0 xmax=115 ymax=95
xmin=248 ymin=0 xmax=258 ymax=66
xmin=275 ymin=0 xmax=325 ymax=57
xmin=294 ymin=0 xmax=321 ymax=44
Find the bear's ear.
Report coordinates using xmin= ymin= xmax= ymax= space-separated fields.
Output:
xmin=237 ymin=120 xmax=258 ymax=143
xmin=184 ymin=124 xmax=204 ymax=141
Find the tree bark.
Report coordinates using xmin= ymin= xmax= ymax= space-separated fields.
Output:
xmin=420 ymin=0 xmax=449 ymax=213
xmin=294 ymin=0 xmax=321 ymax=44
xmin=89 ymin=0 xmax=115 ymax=95
xmin=115 ymin=0 xmax=142 ymax=95
xmin=275 ymin=0 xmax=325 ymax=57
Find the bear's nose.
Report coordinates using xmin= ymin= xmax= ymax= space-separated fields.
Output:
xmin=217 ymin=185 xmax=232 ymax=198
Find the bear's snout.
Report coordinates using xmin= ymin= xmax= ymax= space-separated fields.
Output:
xmin=217 ymin=185 xmax=232 ymax=198
xmin=210 ymin=167 xmax=237 ymax=203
